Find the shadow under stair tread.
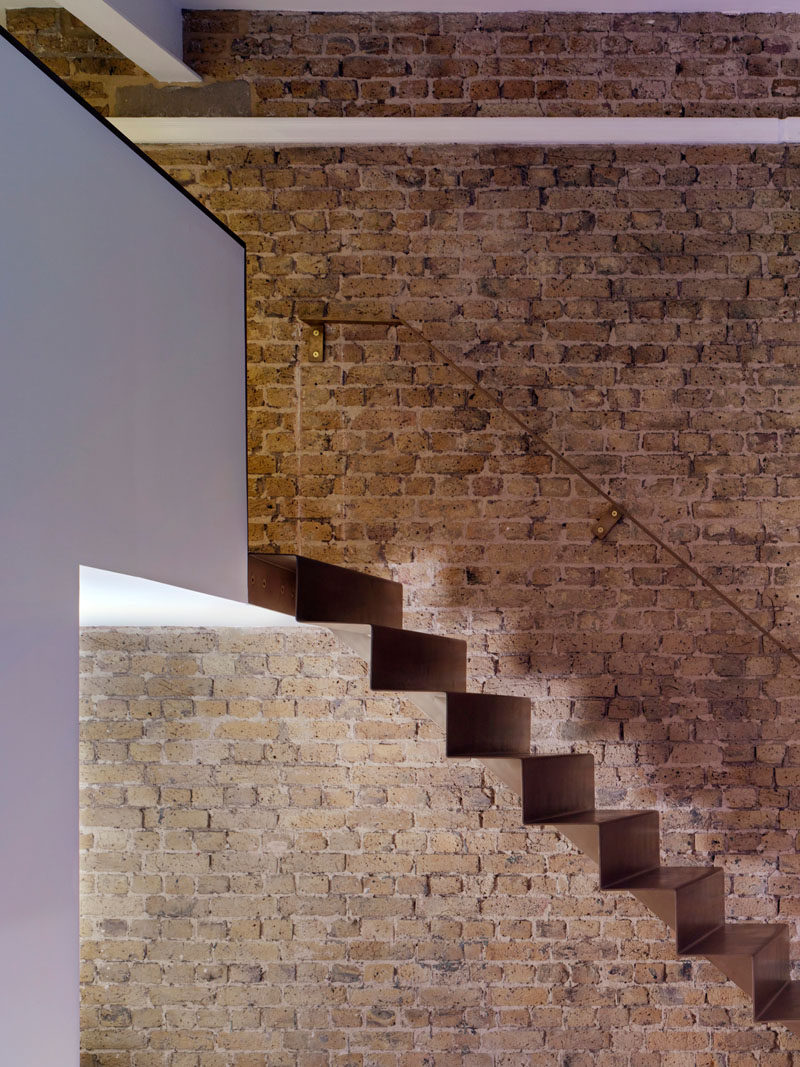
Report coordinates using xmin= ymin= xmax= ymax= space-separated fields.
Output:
xmin=613 ymin=866 xmax=722 ymax=891
xmin=687 ymin=923 xmax=788 ymax=956
xmin=551 ymin=809 xmax=657 ymax=826
xmin=756 ymin=980 xmax=800 ymax=1021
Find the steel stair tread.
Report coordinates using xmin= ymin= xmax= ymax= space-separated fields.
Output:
xmin=370 ymin=624 xmax=467 ymax=693
xmin=756 ymin=981 xmax=800 ymax=1021
xmin=448 ymin=749 xmax=531 ymax=759
xmin=550 ymin=808 xmax=656 ymax=826
xmin=613 ymin=866 xmax=722 ymax=891
xmin=686 ymin=923 xmax=787 ymax=957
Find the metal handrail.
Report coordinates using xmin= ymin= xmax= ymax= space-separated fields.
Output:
xmin=300 ymin=313 xmax=800 ymax=668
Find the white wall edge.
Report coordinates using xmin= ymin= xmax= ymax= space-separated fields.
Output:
xmin=59 ymin=0 xmax=200 ymax=82
xmin=111 ymin=115 xmax=800 ymax=146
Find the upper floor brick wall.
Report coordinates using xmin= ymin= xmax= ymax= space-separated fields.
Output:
xmin=10 ymin=8 xmax=800 ymax=118
xmin=184 ymin=10 xmax=800 ymax=118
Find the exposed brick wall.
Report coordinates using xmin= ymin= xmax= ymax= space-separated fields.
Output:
xmin=80 ymin=627 xmax=800 ymax=1065
xmin=145 ymin=140 xmax=800 ymax=647
xmin=183 ymin=10 xmax=800 ymax=118
xmin=20 ymin=5 xmax=800 ymax=1061
xmin=12 ymin=8 xmax=800 ymax=117
xmin=84 ymin=137 xmax=800 ymax=1063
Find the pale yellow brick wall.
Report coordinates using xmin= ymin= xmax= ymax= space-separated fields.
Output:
xmin=80 ymin=627 xmax=798 ymax=1065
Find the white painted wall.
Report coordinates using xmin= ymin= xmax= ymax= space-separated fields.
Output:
xmin=0 ymin=32 xmax=246 ymax=1064
xmin=79 ymin=567 xmax=300 ymax=627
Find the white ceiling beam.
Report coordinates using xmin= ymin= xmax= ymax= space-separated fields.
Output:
xmin=7 ymin=0 xmax=800 ymax=78
xmin=7 ymin=0 xmax=200 ymax=81
xmin=63 ymin=0 xmax=199 ymax=81
xmin=112 ymin=114 xmax=800 ymax=146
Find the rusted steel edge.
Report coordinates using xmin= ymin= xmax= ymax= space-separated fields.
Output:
xmin=298 ymin=314 xmax=800 ymax=668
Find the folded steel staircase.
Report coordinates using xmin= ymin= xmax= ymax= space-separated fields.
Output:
xmin=249 ymin=552 xmax=800 ymax=1035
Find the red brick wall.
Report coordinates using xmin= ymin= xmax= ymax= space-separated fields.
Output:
xmin=12 ymin=8 xmax=800 ymax=117
xmin=183 ymin=10 xmax=800 ymax=117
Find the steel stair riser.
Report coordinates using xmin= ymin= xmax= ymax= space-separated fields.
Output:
xmin=249 ymin=553 xmax=403 ymax=627
xmin=555 ymin=812 xmax=661 ymax=889
xmin=521 ymin=754 xmax=595 ymax=823
xmin=689 ymin=925 xmax=790 ymax=1018
xmin=757 ymin=980 xmax=800 ymax=1031
xmin=370 ymin=624 xmax=467 ymax=693
xmin=446 ymin=692 xmax=531 ymax=758
xmin=749 ymin=932 xmax=792 ymax=1018
xmin=248 ymin=554 xmax=296 ymax=616
xmin=705 ymin=943 xmax=786 ymax=1018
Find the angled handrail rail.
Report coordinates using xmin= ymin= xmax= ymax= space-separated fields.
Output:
xmin=299 ymin=313 xmax=800 ymax=669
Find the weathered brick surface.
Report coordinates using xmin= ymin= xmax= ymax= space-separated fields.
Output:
xmin=12 ymin=8 xmax=800 ymax=117
xmin=136 ymin=140 xmax=800 ymax=651
xmin=24 ymin=4 xmax=800 ymax=1060
xmin=182 ymin=10 xmax=800 ymax=118
xmin=118 ymin=140 xmax=800 ymax=1062
xmin=80 ymin=627 xmax=800 ymax=1064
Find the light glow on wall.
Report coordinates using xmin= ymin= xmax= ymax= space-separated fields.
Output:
xmin=79 ymin=565 xmax=299 ymax=627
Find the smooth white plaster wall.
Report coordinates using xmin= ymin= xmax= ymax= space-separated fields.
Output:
xmin=0 ymin=33 xmax=246 ymax=1064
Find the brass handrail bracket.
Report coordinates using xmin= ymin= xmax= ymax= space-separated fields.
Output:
xmin=302 ymin=322 xmax=324 ymax=362
xmin=300 ymin=316 xmax=402 ymax=362
xmin=594 ymin=504 xmax=624 ymax=540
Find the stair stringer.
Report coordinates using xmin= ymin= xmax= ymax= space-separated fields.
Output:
xmin=323 ymin=620 xmax=800 ymax=1036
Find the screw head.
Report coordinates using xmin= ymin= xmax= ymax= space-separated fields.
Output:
xmin=313 ymin=329 xmax=320 ymax=337
xmin=597 ymin=526 xmax=604 ymax=534
xmin=312 ymin=350 xmax=320 ymax=359
xmin=611 ymin=510 xmax=618 ymax=518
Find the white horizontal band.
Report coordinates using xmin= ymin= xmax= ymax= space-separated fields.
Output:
xmin=112 ymin=115 xmax=800 ymax=147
